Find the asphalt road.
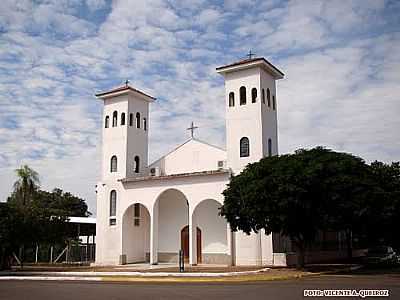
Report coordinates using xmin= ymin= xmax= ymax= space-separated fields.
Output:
xmin=0 ymin=274 xmax=399 ymax=300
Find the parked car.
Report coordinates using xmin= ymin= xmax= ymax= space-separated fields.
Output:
xmin=363 ymin=246 xmax=398 ymax=266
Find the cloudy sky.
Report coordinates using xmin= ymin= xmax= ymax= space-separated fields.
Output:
xmin=0 ymin=0 xmax=399 ymax=215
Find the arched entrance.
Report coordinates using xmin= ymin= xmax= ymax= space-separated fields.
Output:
xmin=181 ymin=226 xmax=202 ymax=263
xmin=154 ymin=189 xmax=189 ymax=263
xmin=192 ymin=199 xmax=228 ymax=264
xmin=121 ymin=203 xmax=150 ymax=264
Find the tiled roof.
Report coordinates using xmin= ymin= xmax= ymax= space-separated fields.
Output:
xmin=95 ymin=85 xmax=156 ymax=100
xmin=216 ymin=57 xmax=284 ymax=78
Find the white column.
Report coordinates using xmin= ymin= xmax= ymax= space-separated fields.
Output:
xmin=227 ymin=223 xmax=234 ymax=266
xmin=189 ymin=209 xmax=197 ymax=265
xmin=256 ymin=231 xmax=262 ymax=266
xmin=150 ymin=201 xmax=158 ymax=265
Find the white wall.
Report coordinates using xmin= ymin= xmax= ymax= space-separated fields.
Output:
xmin=126 ymin=95 xmax=149 ymax=177
xmin=193 ymin=199 xmax=227 ymax=254
xmin=260 ymin=68 xmax=278 ymax=157
xmin=150 ymin=139 xmax=226 ymax=176
xmin=102 ymin=95 xmax=129 ymax=181
xmin=95 ymin=172 xmax=231 ymax=265
xmin=224 ymin=67 xmax=263 ymax=174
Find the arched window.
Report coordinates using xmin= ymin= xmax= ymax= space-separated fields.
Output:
xmin=121 ymin=113 xmax=125 ymax=125
xmin=272 ymin=95 xmax=276 ymax=110
xmin=239 ymin=86 xmax=246 ymax=105
xmin=229 ymin=92 xmax=235 ymax=107
xmin=251 ymin=88 xmax=257 ymax=103
xmin=136 ymin=113 xmax=140 ymax=129
xmin=110 ymin=155 xmax=117 ymax=172
xmin=267 ymin=88 xmax=271 ymax=107
xmin=105 ymin=116 xmax=109 ymax=128
xmin=134 ymin=156 xmax=140 ymax=173
xmin=240 ymin=137 xmax=250 ymax=157
xmin=112 ymin=111 xmax=118 ymax=127
xmin=129 ymin=113 xmax=133 ymax=126
xmin=268 ymin=138 xmax=272 ymax=157
xmin=143 ymin=118 xmax=147 ymax=131
xmin=262 ymin=89 xmax=265 ymax=104
xmin=109 ymin=190 xmax=117 ymax=225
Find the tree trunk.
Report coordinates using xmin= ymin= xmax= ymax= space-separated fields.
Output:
xmin=293 ymin=240 xmax=306 ymax=269
xmin=345 ymin=229 xmax=353 ymax=260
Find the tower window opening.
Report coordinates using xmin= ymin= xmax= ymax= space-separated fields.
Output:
xmin=251 ymin=88 xmax=257 ymax=103
xmin=105 ymin=116 xmax=109 ymax=128
xmin=134 ymin=156 xmax=140 ymax=173
xmin=136 ymin=113 xmax=141 ymax=129
xmin=121 ymin=113 xmax=126 ymax=125
xmin=240 ymin=137 xmax=250 ymax=157
xmin=262 ymin=89 xmax=265 ymax=104
xmin=110 ymin=155 xmax=117 ymax=172
xmin=143 ymin=118 xmax=147 ymax=131
xmin=267 ymin=88 xmax=271 ymax=107
xmin=129 ymin=113 xmax=133 ymax=126
xmin=273 ymin=95 xmax=276 ymax=110
xmin=268 ymin=138 xmax=272 ymax=157
xmin=229 ymin=92 xmax=235 ymax=107
xmin=240 ymin=86 xmax=246 ymax=105
xmin=112 ymin=111 xmax=118 ymax=127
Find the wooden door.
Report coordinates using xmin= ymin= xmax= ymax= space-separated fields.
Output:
xmin=181 ymin=226 xmax=202 ymax=264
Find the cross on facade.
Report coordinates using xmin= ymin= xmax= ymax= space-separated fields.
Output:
xmin=246 ymin=50 xmax=256 ymax=60
xmin=125 ymin=79 xmax=130 ymax=86
xmin=187 ymin=121 xmax=198 ymax=138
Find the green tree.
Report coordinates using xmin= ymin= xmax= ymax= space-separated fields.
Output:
xmin=220 ymin=147 xmax=370 ymax=268
xmin=362 ymin=161 xmax=400 ymax=249
xmin=11 ymin=165 xmax=40 ymax=206
xmin=1 ymin=165 xmax=91 ymax=269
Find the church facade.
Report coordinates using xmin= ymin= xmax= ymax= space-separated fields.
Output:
xmin=95 ymin=57 xmax=287 ymax=266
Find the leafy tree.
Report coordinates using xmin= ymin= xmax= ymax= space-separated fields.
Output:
xmin=1 ymin=166 xmax=91 ymax=269
xmin=35 ymin=188 xmax=91 ymax=217
xmin=322 ymin=151 xmax=372 ymax=259
xmin=362 ymin=161 xmax=400 ymax=249
xmin=221 ymin=147 xmax=371 ymax=268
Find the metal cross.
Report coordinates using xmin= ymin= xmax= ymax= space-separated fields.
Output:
xmin=125 ymin=79 xmax=129 ymax=86
xmin=246 ymin=50 xmax=256 ymax=60
xmin=187 ymin=121 xmax=198 ymax=138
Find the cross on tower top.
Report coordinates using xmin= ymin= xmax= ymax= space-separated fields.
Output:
xmin=246 ymin=50 xmax=256 ymax=60
xmin=186 ymin=121 xmax=198 ymax=138
xmin=125 ymin=79 xmax=129 ymax=87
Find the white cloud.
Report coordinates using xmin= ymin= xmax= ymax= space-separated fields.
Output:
xmin=0 ymin=0 xmax=399 ymax=216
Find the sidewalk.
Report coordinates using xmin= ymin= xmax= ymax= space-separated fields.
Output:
xmin=0 ymin=264 xmax=362 ymax=283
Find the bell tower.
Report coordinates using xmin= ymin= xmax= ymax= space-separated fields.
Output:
xmin=96 ymin=84 xmax=155 ymax=181
xmin=216 ymin=57 xmax=284 ymax=174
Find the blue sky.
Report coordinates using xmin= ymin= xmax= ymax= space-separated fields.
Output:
xmin=0 ymin=0 xmax=399 ymax=215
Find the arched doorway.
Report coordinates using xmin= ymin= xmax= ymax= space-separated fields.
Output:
xmin=192 ymin=199 xmax=228 ymax=264
xmin=121 ymin=203 xmax=150 ymax=264
xmin=154 ymin=189 xmax=189 ymax=263
xmin=181 ymin=226 xmax=202 ymax=263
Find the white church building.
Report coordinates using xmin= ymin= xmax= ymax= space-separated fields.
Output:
xmin=95 ymin=57 xmax=288 ymax=266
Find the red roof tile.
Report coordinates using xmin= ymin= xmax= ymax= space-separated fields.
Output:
xmin=96 ymin=85 xmax=156 ymax=100
xmin=216 ymin=57 xmax=284 ymax=78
